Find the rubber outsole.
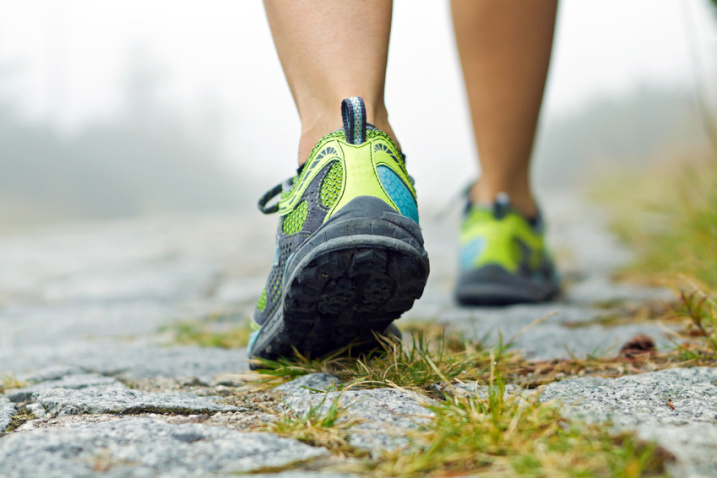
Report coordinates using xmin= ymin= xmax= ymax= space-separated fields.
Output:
xmin=455 ymin=264 xmax=559 ymax=306
xmin=250 ymin=242 xmax=428 ymax=365
xmin=455 ymin=284 xmax=559 ymax=306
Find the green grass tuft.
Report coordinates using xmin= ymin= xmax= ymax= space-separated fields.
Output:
xmin=602 ymin=158 xmax=717 ymax=290
xmin=596 ymin=154 xmax=717 ymax=359
xmin=376 ymin=371 xmax=668 ymax=477
xmin=669 ymin=289 xmax=717 ymax=361
xmin=161 ymin=313 xmax=253 ymax=348
xmin=251 ymin=330 xmax=519 ymax=394
xmin=370 ymin=367 xmax=669 ymax=477
xmin=4 ymin=408 xmax=36 ymax=433
xmin=257 ymin=390 xmax=365 ymax=457
xmin=250 ymin=319 xmax=717 ymax=393
xmin=254 ymin=360 xmax=670 ymax=476
xmin=0 ymin=374 xmax=27 ymax=393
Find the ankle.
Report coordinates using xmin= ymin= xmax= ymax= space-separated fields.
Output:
xmin=297 ymin=101 xmax=400 ymax=165
xmin=469 ymin=180 xmax=538 ymax=218
xmin=298 ymin=118 xmax=339 ymax=165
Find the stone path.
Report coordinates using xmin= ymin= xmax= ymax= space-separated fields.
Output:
xmin=0 ymin=193 xmax=715 ymax=477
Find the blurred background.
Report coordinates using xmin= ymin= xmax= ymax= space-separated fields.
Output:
xmin=0 ymin=0 xmax=716 ymax=227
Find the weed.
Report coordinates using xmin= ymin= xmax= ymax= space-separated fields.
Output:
xmin=161 ymin=314 xmax=253 ymax=348
xmin=370 ymin=371 xmax=669 ymax=477
xmin=599 ymin=157 xmax=717 ymax=290
xmin=0 ymin=373 xmax=27 ymax=393
xmin=337 ymin=332 xmax=499 ymax=391
xmin=4 ymin=408 xmax=36 ymax=433
xmin=252 ymin=331 xmax=521 ymax=395
xmin=251 ymin=317 xmax=717 ymax=398
xmin=668 ymin=289 xmax=717 ymax=361
xmin=258 ymin=390 xmax=365 ymax=457
xmin=594 ymin=154 xmax=717 ymax=364
xmin=247 ymin=326 xmax=677 ymax=476
xmin=561 ymin=302 xmax=673 ymax=329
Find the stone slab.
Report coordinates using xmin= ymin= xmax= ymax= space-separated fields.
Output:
xmin=29 ymin=386 xmax=241 ymax=417
xmin=1 ymin=345 xmax=249 ymax=386
xmin=637 ymin=423 xmax=717 ymax=478
xmin=541 ymin=367 xmax=717 ymax=477
xmin=541 ymin=367 xmax=717 ymax=426
xmin=282 ymin=376 xmax=433 ymax=453
xmin=20 ymin=365 xmax=86 ymax=384
xmin=0 ymin=417 xmax=328 ymax=477
xmin=6 ymin=374 xmax=125 ymax=403
xmin=405 ymin=303 xmax=675 ymax=360
xmin=0 ymin=397 xmax=16 ymax=432
xmin=274 ymin=373 xmax=341 ymax=394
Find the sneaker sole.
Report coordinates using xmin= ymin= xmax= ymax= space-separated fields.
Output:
xmin=250 ymin=198 xmax=429 ymax=365
xmin=455 ymin=264 xmax=559 ymax=306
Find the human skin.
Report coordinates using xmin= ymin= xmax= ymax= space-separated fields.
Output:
xmin=265 ymin=0 xmax=557 ymax=216
xmin=264 ymin=0 xmax=398 ymax=163
xmin=452 ymin=0 xmax=558 ymax=216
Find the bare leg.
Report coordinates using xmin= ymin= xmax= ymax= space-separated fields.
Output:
xmin=452 ymin=0 xmax=557 ymax=217
xmin=264 ymin=0 xmax=397 ymax=164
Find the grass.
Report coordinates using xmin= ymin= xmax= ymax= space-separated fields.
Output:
xmin=250 ymin=330 xmax=520 ymax=395
xmin=595 ymin=153 xmax=717 ymax=362
xmin=3 ymin=408 xmax=36 ymax=433
xmin=257 ymin=390 xmax=365 ymax=457
xmin=0 ymin=374 xmax=27 ymax=393
xmin=161 ymin=312 xmax=253 ymax=348
xmin=668 ymin=289 xmax=717 ymax=362
xmin=373 ymin=378 xmax=668 ymax=477
xmin=255 ymin=355 xmax=670 ymax=476
xmin=597 ymin=157 xmax=717 ymax=290
xmin=561 ymin=302 xmax=673 ymax=329
xmin=250 ymin=316 xmax=717 ymax=394
xmin=256 ymin=358 xmax=670 ymax=477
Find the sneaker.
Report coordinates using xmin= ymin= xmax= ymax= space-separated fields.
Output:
xmin=248 ymin=97 xmax=429 ymax=366
xmin=455 ymin=193 xmax=559 ymax=305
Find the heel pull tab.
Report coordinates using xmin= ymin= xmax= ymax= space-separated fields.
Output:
xmin=341 ymin=97 xmax=367 ymax=145
xmin=494 ymin=192 xmax=511 ymax=220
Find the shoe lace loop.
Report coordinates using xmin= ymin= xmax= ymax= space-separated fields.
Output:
xmin=257 ymin=183 xmax=282 ymax=214
xmin=257 ymin=177 xmax=295 ymax=214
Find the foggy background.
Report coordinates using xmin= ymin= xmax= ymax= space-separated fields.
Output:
xmin=1 ymin=0 xmax=716 ymax=227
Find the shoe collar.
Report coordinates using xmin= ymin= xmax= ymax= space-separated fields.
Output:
xmin=465 ymin=192 xmax=544 ymax=232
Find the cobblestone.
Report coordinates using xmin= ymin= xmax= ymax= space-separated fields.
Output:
xmin=1 ymin=197 xmax=712 ymax=476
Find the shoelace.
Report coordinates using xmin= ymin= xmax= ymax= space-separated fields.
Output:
xmin=257 ymin=177 xmax=295 ymax=214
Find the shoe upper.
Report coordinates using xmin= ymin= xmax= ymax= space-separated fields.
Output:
xmin=253 ymin=97 xmax=419 ymax=327
xmin=459 ymin=193 xmax=554 ymax=279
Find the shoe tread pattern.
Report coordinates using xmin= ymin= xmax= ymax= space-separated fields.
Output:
xmin=281 ymin=245 xmax=428 ymax=358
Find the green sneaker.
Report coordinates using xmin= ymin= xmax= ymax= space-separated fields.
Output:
xmin=455 ymin=193 xmax=559 ymax=305
xmin=248 ymin=97 xmax=429 ymax=366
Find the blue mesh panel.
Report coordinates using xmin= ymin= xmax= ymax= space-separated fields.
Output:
xmin=459 ymin=238 xmax=486 ymax=270
xmin=377 ymin=165 xmax=419 ymax=223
